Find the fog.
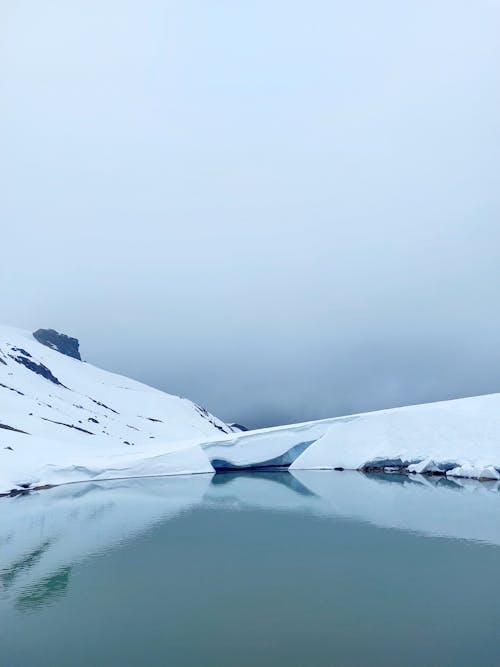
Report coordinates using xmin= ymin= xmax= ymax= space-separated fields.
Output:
xmin=2 ymin=0 xmax=500 ymax=427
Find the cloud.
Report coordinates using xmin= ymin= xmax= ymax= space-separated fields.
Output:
xmin=1 ymin=0 xmax=500 ymax=427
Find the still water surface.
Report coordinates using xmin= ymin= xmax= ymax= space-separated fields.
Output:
xmin=1 ymin=471 xmax=500 ymax=666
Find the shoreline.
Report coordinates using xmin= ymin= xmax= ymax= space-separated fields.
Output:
xmin=2 ymin=465 xmax=499 ymax=499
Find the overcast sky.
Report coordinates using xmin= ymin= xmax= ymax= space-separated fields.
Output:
xmin=2 ymin=0 xmax=500 ymax=428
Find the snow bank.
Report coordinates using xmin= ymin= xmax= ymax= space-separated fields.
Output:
xmin=290 ymin=393 xmax=500 ymax=478
xmin=201 ymin=392 xmax=500 ymax=480
xmin=0 ymin=428 xmax=215 ymax=493
xmin=201 ymin=420 xmax=336 ymax=469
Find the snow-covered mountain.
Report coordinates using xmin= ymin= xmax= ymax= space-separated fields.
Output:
xmin=0 ymin=325 xmax=230 ymax=494
xmin=3 ymin=323 xmax=500 ymax=495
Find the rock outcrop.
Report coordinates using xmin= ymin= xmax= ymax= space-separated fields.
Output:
xmin=33 ymin=329 xmax=81 ymax=361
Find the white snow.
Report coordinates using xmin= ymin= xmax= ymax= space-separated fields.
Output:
xmin=201 ymin=394 xmax=500 ymax=480
xmin=0 ymin=326 xmax=228 ymax=493
xmin=3 ymin=323 xmax=500 ymax=492
xmin=446 ymin=463 xmax=500 ymax=480
xmin=200 ymin=420 xmax=333 ymax=469
xmin=290 ymin=393 xmax=500 ymax=476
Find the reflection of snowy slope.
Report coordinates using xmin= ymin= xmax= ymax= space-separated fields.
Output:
xmin=205 ymin=471 xmax=500 ymax=547
xmin=204 ymin=471 xmax=319 ymax=513
xmin=290 ymin=471 xmax=500 ymax=546
xmin=0 ymin=326 xmax=229 ymax=493
xmin=0 ymin=475 xmax=213 ymax=605
xmin=2 ymin=472 xmax=500 ymax=612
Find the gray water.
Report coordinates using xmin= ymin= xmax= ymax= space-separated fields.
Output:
xmin=1 ymin=470 xmax=500 ymax=667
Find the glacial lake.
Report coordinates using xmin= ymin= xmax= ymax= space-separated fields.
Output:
xmin=2 ymin=471 xmax=500 ymax=667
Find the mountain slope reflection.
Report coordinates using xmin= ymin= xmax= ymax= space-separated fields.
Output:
xmin=1 ymin=471 xmax=500 ymax=614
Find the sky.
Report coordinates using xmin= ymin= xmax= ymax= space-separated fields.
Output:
xmin=1 ymin=0 xmax=500 ymax=428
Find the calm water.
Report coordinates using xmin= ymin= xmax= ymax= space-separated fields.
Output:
xmin=1 ymin=471 xmax=500 ymax=667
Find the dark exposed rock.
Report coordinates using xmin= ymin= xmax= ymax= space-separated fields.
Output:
xmin=194 ymin=404 xmax=230 ymax=434
xmin=12 ymin=347 xmax=32 ymax=357
xmin=0 ymin=422 xmax=29 ymax=434
xmin=9 ymin=354 xmax=66 ymax=387
xmin=359 ymin=457 xmax=418 ymax=473
xmin=229 ymin=423 xmax=249 ymax=432
xmin=33 ymin=329 xmax=81 ymax=361
xmin=40 ymin=417 xmax=94 ymax=435
xmin=0 ymin=383 xmax=25 ymax=396
xmin=0 ymin=484 xmax=54 ymax=498
xmin=5 ymin=488 xmax=31 ymax=497
xmin=87 ymin=397 xmax=119 ymax=414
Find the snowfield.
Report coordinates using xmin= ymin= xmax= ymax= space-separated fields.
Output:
xmin=2 ymin=324 xmax=500 ymax=495
xmin=0 ymin=326 xmax=231 ymax=494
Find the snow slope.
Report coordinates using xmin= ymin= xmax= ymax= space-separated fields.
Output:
xmin=0 ymin=326 xmax=231 ymax=493
xmin=200 ymin=395 xmax=500 ymax=480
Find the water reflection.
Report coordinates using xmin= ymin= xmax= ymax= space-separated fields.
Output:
xmin=1 ymin=540 xmax=52 ymax=589
xmin=16 ymin=567 xmax=71 ymax=612
xmin=1 ymin=470 xmax=500 ymax=615
xmin=0 ymin=474 xmax=212 ymax=613
xmin=211 ymin=470 xmax=316 ymax=496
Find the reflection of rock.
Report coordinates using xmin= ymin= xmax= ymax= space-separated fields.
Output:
xmin=1 ymin=540 xmax=52 ymax=588
xmin=0 ymin=475 xmax=213 ymax=605
xmin=16 ymin=567 xmax=71 ymax=612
